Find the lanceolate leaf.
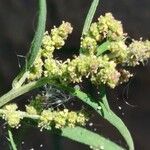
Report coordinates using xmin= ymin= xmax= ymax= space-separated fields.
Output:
xmin=100 ymin=101 xmax=134 ymax=150
xmin=82 ymin=0 xmax=99 ymax=35
xmin=96 ymin=41 xmax=110 ymax=56
xmin=8 ymin=128 xmax=17 ymax=150
xmin=97 ymin=85 xmax=134 ymax=150
xmin=12 ymin=0 xmax=47 ymax=87
xmin=26 ymin=0 xmax=46 ymax=70
xmin=51 ymin=127 xmax=124 ymax=150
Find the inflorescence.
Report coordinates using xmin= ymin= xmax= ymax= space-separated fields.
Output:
xmin=0 ymin=103 xmax=87 ymax=129
xmin=1 ymin=12 xmax=150 ymax=131
xmin=27 ymin=13 xmax=150 ymax=88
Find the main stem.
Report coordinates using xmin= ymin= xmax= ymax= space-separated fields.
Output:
xmin=0 ymin=77 xmax=50 ymax=107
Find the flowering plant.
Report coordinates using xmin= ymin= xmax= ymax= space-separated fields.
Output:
xmin=0 ymin=0 xmax=150 ymax=149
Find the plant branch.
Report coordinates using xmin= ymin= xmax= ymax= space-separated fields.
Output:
xmin=0 ymin=77 xmax=134 ymax=149
xmin=0 ymin=109 xmax=124 ymax=150
xmin=0 ymin=77 xmax=51 ymax=107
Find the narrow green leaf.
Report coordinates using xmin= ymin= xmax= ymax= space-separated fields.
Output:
xmin=26 ymin=0 xmax=46 ymax=70
xmin=12 ymin=0 xmax=47 ymax=88
xmin=51 ymin=127 xmax=124 ymax=150
xmin=109 ymin=110 xmax=134 ymax=150
xmin=96 ymin=41 xmax=110 ymax=56
xmin=82 ymin=0 xmax=99 ymax=35
xmin=8 ymin=128 xmax=17 ymax=150
xmin=99 ymin=89 xmax=134 ymax=150
xmin=100 ymin=103 xmax=134 ymax=150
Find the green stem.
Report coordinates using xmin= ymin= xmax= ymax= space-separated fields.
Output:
xmin=8 ymin=128 xmax=17 ymax=150
xmin=0 ymin=77 xmax=99 ymax=109
xmin=96 ymin=85 xmax=134 ymax=150
xmin=109 ymin=110 xmax=134 ymax=150
xmin=12 ymin=71 xmax=29 ymax=89
xmin=0 ymin=77 xmax=51 ymax=107
xmin=26 ymin=0 xmax=47 ymax=69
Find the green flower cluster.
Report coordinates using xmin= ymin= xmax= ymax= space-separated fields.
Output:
xmin=0 ymin=104 xmax=87 ymax=130
xmin=28 ymin=94 xmax=44 ymax=113
xmin=27 ymin=13 xmax=150 ymax=89
xmin=81 ymin=36 xmax=97 ymax=54
xmin=81 ymin=13 xmax=124 ymax=54
xmin=51 ymin=21 xmax=73 ymax=49
xmin=90 ymin=56 xmax=120 ymax=88
xmin=28 ymin=21 xmax=73 ymax=80
xmin=118 ymin=69 xmax=133 ymax=84
xmin=26 ymin=19 xmax=126 ymax=88
xmin=108 ymin=39 xmax=150 ymax=66
xmin=62 ymin=55 xmax=120 ymax=88
xmin=38 ymin=109 xmax=87 ymax=130
xmin=28 ymin=50 xmax=43 ymax=80
xmin=44 ymin=59 xmax=62 ymax=78
xmin=26 ymin=105 xmax=37 ymax=115
xmin=108 ymin=40 xmax=128 ymax=62
xmin=126 ymin=40 xmax=150 ymax=66
xmin=42 ymin=21 xmax=73 ymax=57
xmin=0 ymin=104 xmax=23 ymax=128
xmin=97 ymin=13 xmax=124 ymax=40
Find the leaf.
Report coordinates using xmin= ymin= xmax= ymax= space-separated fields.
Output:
xmin=96 ymin=41 xmax=110 ymax=56
xmin=80 ymin=0 xmax=99 ymax=53
xmin=99 ymin=86 xmax=134 ymax=150
xmin=26 ymin=0 xmax=47 ymax=70
xmin=51 ymin=127 xmax=125 ymax=150
xmin=82 ymin=0 xmax=99 ymax=35
xmin=104 ymin=108 xmax=134 ymax=150
xmin=8 ymin=128 xmax=17 ymax=150
xmin=12 ymin=0 xmax=47 ymax=88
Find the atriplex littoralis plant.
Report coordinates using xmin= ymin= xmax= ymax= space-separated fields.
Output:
xmin=0 ymin=0 xmax=150 ymax=149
